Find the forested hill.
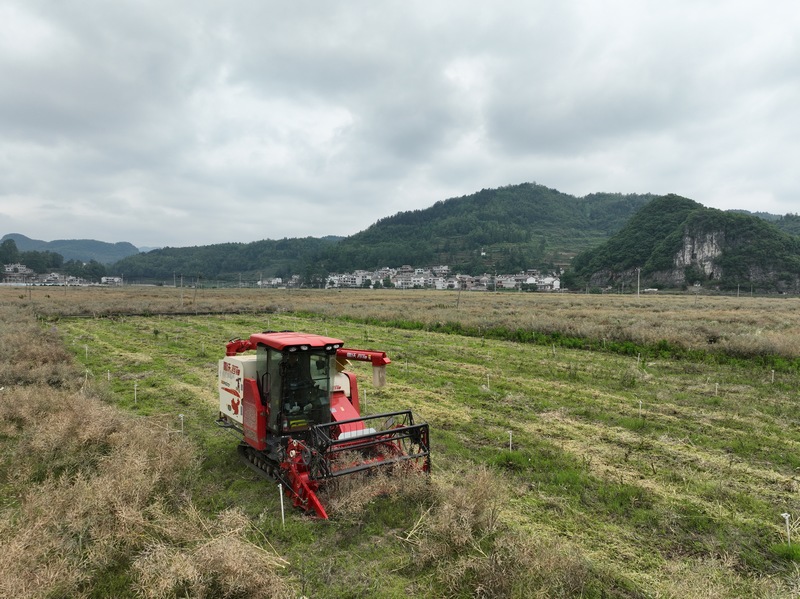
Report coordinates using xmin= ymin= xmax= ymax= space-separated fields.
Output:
xmin=325 ymin=184 xmax=655 ymax=273
xmin=111 ymin=237 xmax=341 ymax=284
xmin=566 ymin=195 xmax=800 ymax=292
xmin=1 ymin=233 xmax=139 ymax=264
xmin=109 ymin=183 xmax=655 ymax=281
xmin=730 ymin=210 xmax=800 ymax=237
xmin=773 ymin=214 xmax=800 ymax=237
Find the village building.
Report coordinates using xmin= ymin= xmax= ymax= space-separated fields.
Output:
xmin=2 ymin=263 xmax=35 ymax=284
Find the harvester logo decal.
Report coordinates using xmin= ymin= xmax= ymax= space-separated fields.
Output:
xmin=222 ymin=385 xmax=241 ymax=398
xmin=223 ymin=362 xmax=241 ymax=376
xmin=220 ymin=361 xmax=243 ymax=416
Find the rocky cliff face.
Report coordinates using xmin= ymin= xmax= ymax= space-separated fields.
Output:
xmin=655 ymin=229 xmax=797 ymax=290
xmin=650 ymin=230 xmax=728 ymax=287
xmin=674 ymin=231 xmax=724 ymax=278
xmin=589 ymin=230 xmax=726 ymax=288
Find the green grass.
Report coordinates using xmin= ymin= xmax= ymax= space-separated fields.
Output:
xmin=52 ymin=311 xmax=800 ymax=597
xmin=772 ymin=543 xmax=800 ymax=562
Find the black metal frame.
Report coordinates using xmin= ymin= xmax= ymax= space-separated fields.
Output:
xmin=308 ymin=410 xmax=431 ymax=479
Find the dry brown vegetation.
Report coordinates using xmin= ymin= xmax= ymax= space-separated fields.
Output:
xmin=322 ymin=465 xmax=594 ymax=598
xmin=0 ymin=302 xmax=295 ymax=598
xmin=13 ymin=285 xmax=800 ymax=360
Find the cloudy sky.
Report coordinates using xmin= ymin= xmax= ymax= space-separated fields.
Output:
xmin=1 ymin=1 xmax=798 ymax=248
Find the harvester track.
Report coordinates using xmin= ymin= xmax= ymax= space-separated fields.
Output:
xmin=237 ymin=443 xmax=292 ymax=489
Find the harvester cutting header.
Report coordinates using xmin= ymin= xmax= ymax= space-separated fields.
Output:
xmin=216 ymin=330 xmax=430 ymax=519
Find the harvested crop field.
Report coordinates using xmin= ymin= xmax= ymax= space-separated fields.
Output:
xmin=2 ymin=286 xmax=800 ymax=597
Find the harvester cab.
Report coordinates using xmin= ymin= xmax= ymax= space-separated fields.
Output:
xmin=266 ymin=342 xmax=334 ymax=433
xmin=216 ymin=330 xmax=430 ymax=519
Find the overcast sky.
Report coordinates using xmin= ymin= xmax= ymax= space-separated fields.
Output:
xmin=1 ymin=1 xmax=798 ymax=248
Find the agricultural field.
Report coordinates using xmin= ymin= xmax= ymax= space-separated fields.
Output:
xmin=3 ymin=286 xmax=800 ymax=597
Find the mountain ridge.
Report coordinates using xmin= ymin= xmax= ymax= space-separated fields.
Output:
xmin=1 ymin=233 xmax=140 ymax=264
xmin=4 ymin=183 xmax=799 ymax=284
xmin=108 ymin=183 xmax=656 ymax=280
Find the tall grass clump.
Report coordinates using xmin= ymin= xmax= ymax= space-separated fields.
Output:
xmin=0 ymin=383 xmax=294 ymax=598
xmin=410 ymin=468 xmax=596 ymax=598
xmin=320 ymin=464 xmax=600 ymax=597
xmin=131 ymin=507 xmax=291 ymax=599
xmin=0 ymin=303 xmax=76 ymax=388
xmin=321 ymin=460 xmax=435 ymax=521
xmin=0 ymin=304 xmax=294 ymax=598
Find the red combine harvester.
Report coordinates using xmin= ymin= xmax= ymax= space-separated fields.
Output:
xmin=216 ymin=330 xmax=430 ymax=519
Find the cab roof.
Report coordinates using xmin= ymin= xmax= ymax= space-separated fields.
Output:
xmin=249 ymin=331 xmax=344 ymax=351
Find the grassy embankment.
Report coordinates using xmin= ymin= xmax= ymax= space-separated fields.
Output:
xmin=3 ymin=286 xmax=800 ymax=597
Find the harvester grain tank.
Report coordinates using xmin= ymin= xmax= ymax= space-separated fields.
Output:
xmin=216 ymin=331 xmax=430 ymax=518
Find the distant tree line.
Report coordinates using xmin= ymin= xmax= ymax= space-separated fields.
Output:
xmin=110 ymin=237 xmax=339 ymax=283
xmin=2 ymin=238 xmax=63 ymax=271
xmin=1 ymin=239 xmax=108 ymax=282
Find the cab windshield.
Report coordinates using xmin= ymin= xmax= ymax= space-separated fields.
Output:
xmin=258 ymin=344 xmax=335 ymax=432
xmin=278 ymin=350 xmax=334 ymax=431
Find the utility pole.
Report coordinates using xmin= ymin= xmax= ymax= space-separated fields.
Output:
xmin=636 ymin=268 xmax=641 ymax=298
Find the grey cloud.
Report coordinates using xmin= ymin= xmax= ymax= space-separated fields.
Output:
xmin=1 ymin=1 xmax=799 ymax=248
